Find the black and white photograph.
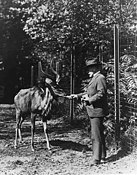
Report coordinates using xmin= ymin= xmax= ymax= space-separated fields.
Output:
xmin=0 ymin=0 xmax=137 ymax=174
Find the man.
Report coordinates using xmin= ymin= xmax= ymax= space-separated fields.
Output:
xmin=71 ymin=57 xmax=108 ymax=166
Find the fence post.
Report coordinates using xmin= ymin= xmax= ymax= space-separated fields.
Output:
xmin=70 ymin=45 xmax=75 ymax=122
xmin=114 ymin=24 xmax=120 ymax=149
xmin=31 ymin=66 xmax=34 ymax=87
xmin=38 ymin=62 xmax=41 ymax=81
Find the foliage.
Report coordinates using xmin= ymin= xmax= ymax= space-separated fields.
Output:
xmin=0 ymin=0 xmax=36 ymax=102
xmin=1 ymin=0 xmax=136 ymax=65
xmin=0 ymin=1 xmax=137 ymax=102
xmin=10 ymin=0 xmax=136 ymax=50
xmin=9 ymin=0 xmax=137 ymax=84
xmin=105 ymin=54 xmax=137 ymax=147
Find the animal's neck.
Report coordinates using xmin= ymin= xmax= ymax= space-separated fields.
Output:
xmin=41 ymin=88 xmax=53 ymax=109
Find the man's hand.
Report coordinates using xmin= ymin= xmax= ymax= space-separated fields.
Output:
xmin=81 ymin=94 xmax=90 ymax=106
xmin=66 ymin=95 xmax=73 ymax=99
xmin=81 ymin=94 xmax=89 ymax=102
xmin=66 ymin=94 xmax=78 ymax=99
xmin=71 ymin=94 xmax=78 ymax=99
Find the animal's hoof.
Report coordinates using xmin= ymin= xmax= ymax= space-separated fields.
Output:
xmin=31 ymin=146 xmax=35 ymax=152
xmin=31 ymin=148 xmax=35 ymax=152
xmin=14 ymin=143 xmax=17 ymax=149
xmin=19 ymin=140 xmax=23 ymax=144
xmin=48 ymin=149 xmax=52 ymax=154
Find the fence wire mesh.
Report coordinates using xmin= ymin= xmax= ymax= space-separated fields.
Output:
xmin=113 ymin=29 xmax=137 ymax=153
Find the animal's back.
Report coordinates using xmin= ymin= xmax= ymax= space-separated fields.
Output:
xmin=14 ymin=87 xmax=34 ymax=113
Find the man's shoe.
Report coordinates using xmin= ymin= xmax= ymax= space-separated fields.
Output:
xmin=90 ymin=159 xmax=100 ymax=166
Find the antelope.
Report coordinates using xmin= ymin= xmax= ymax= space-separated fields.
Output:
xmin=14 ymin=59 xmax=66 ymax=151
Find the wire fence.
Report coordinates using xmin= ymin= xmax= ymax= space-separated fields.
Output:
xmin=118 ymin=26 xmax=137 ymax=151
xmin=121 ymin=98 xmax=137 ymax=152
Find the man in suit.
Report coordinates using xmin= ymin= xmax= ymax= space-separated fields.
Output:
xmin=71 ymin=57 xmax=108 ymax=166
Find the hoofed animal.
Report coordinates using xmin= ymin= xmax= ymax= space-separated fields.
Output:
xmin=14 ymin=77 xmax=66 ymax=151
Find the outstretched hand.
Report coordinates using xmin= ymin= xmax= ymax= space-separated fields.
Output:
xmin=66 ymin=94 xmax=78 ymax=99
xmin=65 ymin=95 xmax=73 ymax=99
xmin=71 ymin=94 xmax=78 ymax=98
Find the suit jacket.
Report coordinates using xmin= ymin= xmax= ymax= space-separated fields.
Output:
xmin=78 ymin=72 xmax=108 ymax=118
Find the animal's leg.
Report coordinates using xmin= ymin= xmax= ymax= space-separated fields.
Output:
xmin=18 ymin=116 xmax=24 ymax=143
xmin=31 ymin=113 xmax=36 ymax=151
xmin=14 ymin=110 xmax=21 ymax=149
xmin=43 ymin=121 xmax=50 ymax=150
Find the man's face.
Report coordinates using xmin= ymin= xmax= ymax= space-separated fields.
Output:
xmin=88 ymin=65 xmax=97 ymax=77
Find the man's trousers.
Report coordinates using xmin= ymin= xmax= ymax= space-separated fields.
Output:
xmin=90 ymin=117 xmax=106 ymax=161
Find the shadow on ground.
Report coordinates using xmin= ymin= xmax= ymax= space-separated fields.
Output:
xmin=49 ymin=139 xmax=91 ymax=152
xmin=106 ymin=135 xmax=135 ymax=163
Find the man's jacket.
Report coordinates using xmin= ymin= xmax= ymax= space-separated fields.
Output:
xmin=78 ymin=72 xmax=108 ymax=118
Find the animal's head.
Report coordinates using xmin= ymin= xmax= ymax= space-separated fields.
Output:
xmin=38 ymin=59 xmax=66 ymax=103
xmin=45 ymin=77 xmax=66 ymax=104
xmin=38 ymin=57 xmax=60 ymax=85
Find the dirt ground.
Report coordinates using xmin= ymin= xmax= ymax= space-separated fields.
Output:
xmin=0 ymin=105 xmax=137 ymax=175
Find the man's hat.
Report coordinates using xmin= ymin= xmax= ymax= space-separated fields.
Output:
xmin=86 ymin=57 xmax=102 ymax=67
